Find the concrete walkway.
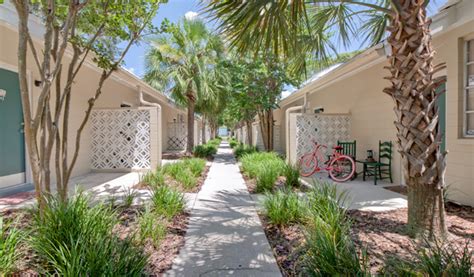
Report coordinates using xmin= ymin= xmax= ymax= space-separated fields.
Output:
xmin=302 ymin=175 xmax=407 ymax=211
xmin=166 ymin=142 xmax=281 ymax=277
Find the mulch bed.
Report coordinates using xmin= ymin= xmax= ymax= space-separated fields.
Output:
xmin=259 ymin=206 xmax=474 ymax=276
xmin=115 ymin=208 xmax=189 ymax=275
xmin=259 ymin=214 xmax=305 ymax=276
xmin=1 ymin=207 xmax=189 ymax=276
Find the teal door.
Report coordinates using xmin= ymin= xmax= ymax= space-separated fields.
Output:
xmin=0 ymin=68 xmax=25 ymax=188
xmin=437 ymin=83 xmax=446 ymax=152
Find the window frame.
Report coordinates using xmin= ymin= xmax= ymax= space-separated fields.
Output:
xmin=463 ymin=37 xmax=474 ymax=137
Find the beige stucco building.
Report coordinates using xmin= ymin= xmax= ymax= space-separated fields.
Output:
xmin=0 ymin=2 xmax=203 ymax=194
xmin=269 ymin=0 xmax=474 ymax=206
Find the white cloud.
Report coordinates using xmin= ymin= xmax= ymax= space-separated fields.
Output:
xmin=185 ymin=11 xmax=199 ymax=20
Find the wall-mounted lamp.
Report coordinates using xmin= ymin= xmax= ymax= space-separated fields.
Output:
xmin=0 ymin=89 xmax=6 ymax=102
xmin=34 ymin=80 xmax=42 ymax=87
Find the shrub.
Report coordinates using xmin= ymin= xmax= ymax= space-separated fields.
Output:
xmin=182 ymin=158 xmax=206 ymax=177
xmin=141 ymin=170 xmax=164 ymax=188
xmin=229 ymin=139 xmax=238 ymax=148
xmin=263 ymin=189 xmax=304 ymax=226
xmin=30 ymin=193 xmax=147 ymax=276
xmin=255 ymin=164 xmax=281 ymax=193
xmin=193 ymin=144 xmax=217 ymax=158
xmin=383 ymin=240 xmax=472 ymax=276
xmin=284 ymin=163 xmax=300 ymax=187
xmin=150 ymin=186 xmax=185 ymax=218
xmin=137 ymin=206 xmax=167 ymax=247
xmin=234 ymin=144 xmax=257 ymax=159
xmin=301 ymin=182 xmax=367 ymax=276
xmin=0 ymin=217 xmax=22 ymax=275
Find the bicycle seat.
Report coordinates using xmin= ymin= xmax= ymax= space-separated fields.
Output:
xmin=333 ymin=146 xmax=343 ymax=150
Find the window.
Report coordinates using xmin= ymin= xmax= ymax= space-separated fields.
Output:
xmin=464 ymin=39 xmax=474 ymax=136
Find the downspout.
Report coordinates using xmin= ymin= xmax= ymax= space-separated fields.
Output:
xmin=285 ymin=92 xmax=309 ymax=163
xmin=138 ymin=86 xmax=162 ymax=167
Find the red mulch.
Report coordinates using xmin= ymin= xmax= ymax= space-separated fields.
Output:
xmin=260 ymin=206 xmax=474 ymax=276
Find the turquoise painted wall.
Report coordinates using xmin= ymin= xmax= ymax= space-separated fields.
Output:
xmin=0 ymin=68 xmax=25 ymax=177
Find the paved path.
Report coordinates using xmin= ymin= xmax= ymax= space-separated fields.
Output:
xmin=166 ymin=142 xmax=281 ymax=277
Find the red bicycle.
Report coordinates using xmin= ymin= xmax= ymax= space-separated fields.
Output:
xmin=298 ymin=140 xmax=355 ymax=182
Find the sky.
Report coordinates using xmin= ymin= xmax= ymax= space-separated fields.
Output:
xmin=122 ymin=0 xmax=202 ymax=78
xmin=122 ymin=0 xmax=448 ymax=79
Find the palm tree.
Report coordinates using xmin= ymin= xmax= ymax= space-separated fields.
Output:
xmin=145 ymin=18 xmax=224 ymax=153
xmin=205 ymin=0 xmax=447 ymax=238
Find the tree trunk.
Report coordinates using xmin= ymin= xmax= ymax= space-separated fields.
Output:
xmin=202 ymin=119 xmax=206 ymax=144
xmin=186 ymin=92 xmax=195 ymax=154
xmin=245 ymin=120 xmax=252 ymax=146
xmin=385 ymin=0 xmax=447 ymax=238
xmin=258 ymin=109 xmax=274 ymax=151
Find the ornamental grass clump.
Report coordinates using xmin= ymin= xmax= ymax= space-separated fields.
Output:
xmin=383 ymin=240 xmax=472 ymax=276
xmin=141 ymin=170 xmax=164 ymax=188
xmin=283 ymin=163 xmax=300 ymax=188
xmin=229 ymin=139 xmax=238 ymax=148
xmin=263 ymin=189 xmax=305 ymax=226
xmin=137 ymin=206 xmax=168 ymax=248
xmin=256 ymin=164 xmax=281 ymax=193
xmin=0 ymin=217 xmax=22 ymax=275
xmin=150 ymin=185 xmax=185 ymax=219
xmin=29 ymin=192 xmax=147 ymax=276
xmin=241 ymin=152 xmax=284 ymax=179
xmin=193 ymin=144 xmax=217 ymax=158
xmin=182 ymin=158 xmax=206 ymax=177
xmin=301 ymin=182 xmax=368 ymax=276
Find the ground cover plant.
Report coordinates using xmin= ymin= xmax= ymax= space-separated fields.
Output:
xmin=0 ymin=217 xmax=22 ymax=275
xmin=141 ymin=158 xmax=208 ymax=192
xmin=29 ymin=193 xmax=148 ymax=276
xmin=259 ymin=181 xmax=473 ymax=276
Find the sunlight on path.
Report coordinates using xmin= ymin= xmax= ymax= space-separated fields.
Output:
xmin=166 ymin=141 xmax=281 ymax=277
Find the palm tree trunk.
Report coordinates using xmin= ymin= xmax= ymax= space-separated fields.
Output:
xmin=186 ymin=92 xmax=195 ymax=154
xmin=202 ymin=118 xmax=206 ymax=144
xmin=385 ymin=0 xmax=447 ymax=238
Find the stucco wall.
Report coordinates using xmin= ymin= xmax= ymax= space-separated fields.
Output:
xmin=0 ymin=22 xmax=182 ymax=185
xmin=277 ymin=18 xmax=474 ymax=206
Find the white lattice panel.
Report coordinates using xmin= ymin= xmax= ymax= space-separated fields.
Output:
xmin=168 ymin=122 xmax=187 ymax=150
xmin=296 ymin=114 xmax=351 ymax=160
xmin=91 ymin=109 xmax=152 ymax=170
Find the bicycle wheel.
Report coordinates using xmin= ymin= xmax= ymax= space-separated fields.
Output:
xmin=299 ymin=154 xmax=317 ymax=177
xmin=329 ymin=155 xmax=355 ymax=182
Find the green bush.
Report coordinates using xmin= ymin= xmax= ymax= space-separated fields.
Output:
xmin=137 ymin=206 xmax=167 ymax=247
xmin=30 ymin=193 xmax=147 ymax=276
xmin=229 ymin=139 xmax=238 ymax=148
xmin=0 ymin=217 xmax=22 ymax=275
xmin=150 ymin=186 xmax=185 ymax=218
xmin=284 ymin=163 xmax=300 ymax=187
xmin=263 ymin=189 xmax=304 ymax=226
xmin=383 ymin=240 xmax=472 ymax=276
xmin=141 ymin=170 xmax=164 ymax=188
xmin=301 ymin=182 xmax=367 ymax=276
xmin=193 ymin=144 xmax=217 ymax=158
xmin=234 ymin=144 xmax=257 ymax=159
